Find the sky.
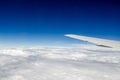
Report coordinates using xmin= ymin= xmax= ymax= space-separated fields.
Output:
xmin=0 ymin=0 xmax=120 ymax=47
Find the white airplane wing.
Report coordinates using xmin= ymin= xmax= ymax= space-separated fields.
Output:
xmin=65 ymin=34 xmax=120 ymax=49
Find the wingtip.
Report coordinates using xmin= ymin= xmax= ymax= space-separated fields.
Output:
xmin=64 ymin=34 xmax=69 ymax=36
xmin=64 ymin=34 xmax=74 ymax=36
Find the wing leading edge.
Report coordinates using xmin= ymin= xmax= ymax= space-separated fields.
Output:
xmin=65 ymin=34 xmax=120 ymax=49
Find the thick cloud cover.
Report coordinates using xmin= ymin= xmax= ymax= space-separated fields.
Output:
xmin=0 ymin=45 xmax=120 ymax=80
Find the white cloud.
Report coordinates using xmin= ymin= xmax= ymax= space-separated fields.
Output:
xmin=0 ymin=48 xmax=29 ymax=57
xmin=0 ymin=45 xmax=120 ymax=80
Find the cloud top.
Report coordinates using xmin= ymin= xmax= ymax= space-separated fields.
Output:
xmin=0 ymin=45 xmax=120 ymax=80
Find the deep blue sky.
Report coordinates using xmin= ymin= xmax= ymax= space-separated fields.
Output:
xmin=0 ymin=0 xmax=120 ymax=47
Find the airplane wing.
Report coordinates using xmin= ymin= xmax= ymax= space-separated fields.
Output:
xmin=64 ymin=34 xmax=120 ymax=49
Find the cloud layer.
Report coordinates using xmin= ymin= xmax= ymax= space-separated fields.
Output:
xmin=0 ymin=45 xmax=120 ymax=80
